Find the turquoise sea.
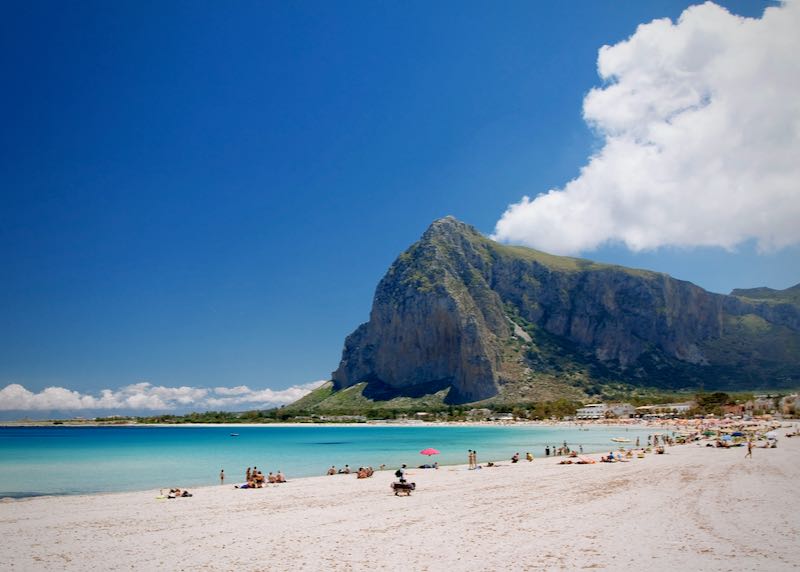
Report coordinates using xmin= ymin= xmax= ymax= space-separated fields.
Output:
xmin=0 ymin=424 xmax=656 ymax=498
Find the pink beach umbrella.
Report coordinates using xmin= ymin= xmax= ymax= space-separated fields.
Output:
xmin=420 ymin=448 xmax=440 ymax=456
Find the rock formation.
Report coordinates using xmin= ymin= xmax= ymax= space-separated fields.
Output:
xmin=332 ymin=217 xmax=800 ymax=403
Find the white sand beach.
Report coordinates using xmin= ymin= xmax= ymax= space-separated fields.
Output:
xmin=2 ymin=430 xmax=798 ymax=571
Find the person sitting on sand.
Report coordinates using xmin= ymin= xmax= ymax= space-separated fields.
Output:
xmin=276 ymin=470 xmax=286 ymax=483
xmin=569 ymin=451 xmax=578 ymax=458
xmin=339 ymin=465 xmax=351 ymax=474
xmin=511 ymin=452 xmax=520 ymax=463
xmin=268 ymin=472 xmax=276 ymax=483
xmin=357 ymin=467 xmax=368 ymax=478
xmin=526 ymin=452 xmax=533 ymax=462
xmin=366 ymin=466 xmax=374 ymax=476
xmin=327 ymin=466 xmax=336 ymax=476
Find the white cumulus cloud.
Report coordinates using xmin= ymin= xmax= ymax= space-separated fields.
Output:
xmin=0 ymin=380 xmax=327 ymax=412
xmin=493 ymin=1 xmax=800 ymax=255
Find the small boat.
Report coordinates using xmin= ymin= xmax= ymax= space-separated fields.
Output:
xmin=230 ymin=433 xmax=239 ymax=437
xmin=610 ymin=438 xmax=631 ymax=443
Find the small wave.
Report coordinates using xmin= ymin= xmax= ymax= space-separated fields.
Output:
xmin=313 ymin=441 xmax=350 ymax=445
xmin=0 ymin=491 xmax=59 ymax=500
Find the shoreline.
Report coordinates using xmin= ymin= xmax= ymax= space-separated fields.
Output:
xmin=2 ymin=428 xmax=797 ymax=571
xmin=0 ymin=419 xmax=683 ymax=429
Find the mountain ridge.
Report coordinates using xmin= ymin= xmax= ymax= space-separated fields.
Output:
xmin=326 ymin=217 xmax=799 ymax=405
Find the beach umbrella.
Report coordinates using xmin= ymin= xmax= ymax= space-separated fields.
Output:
xmin=703 ymin=430 xmax=715 ymax=436
xmin=721 ymin=435 xmax=732 ymax=441
xmin=731 ymin=431 xmax=744 ymax=437
xmin=766 ymin=431 xmax=778 ymax=440
xmin=419 ymin=448 xmax=440 ymax=456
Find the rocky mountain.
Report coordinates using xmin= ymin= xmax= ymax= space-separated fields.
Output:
xmin=330 ymin=217 xmax=800 ymax=404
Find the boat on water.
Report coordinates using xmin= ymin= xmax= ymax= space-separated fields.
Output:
xmin=230 ymin=433 xmax=239 ymax=437
xmin=610 ymin=438 xmax=631 ymax=443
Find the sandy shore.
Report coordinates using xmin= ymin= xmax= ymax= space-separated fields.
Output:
xmin=2 ymin=431 xmax=798 ymax=571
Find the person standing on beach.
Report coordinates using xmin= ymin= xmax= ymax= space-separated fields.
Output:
xmin=220 ymin=469 xmax=224 ymax=484
xmin=467 ymin=449 xmax=472 ymax=469
xmin=745 ymin=440 xmax=753 ymax=459
xmin=246 ymin=467 xmax=251 ymax=482
xmin=545 ymin=446 xmax=550 ymax=457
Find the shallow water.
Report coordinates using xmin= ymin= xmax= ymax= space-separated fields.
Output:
xmin=0 ymin=424 xmax=655 ymax=496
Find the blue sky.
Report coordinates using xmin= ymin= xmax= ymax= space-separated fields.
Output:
xmin=1 ymin=1 xmax=797 ymax=414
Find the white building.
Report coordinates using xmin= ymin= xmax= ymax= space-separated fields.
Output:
xmin=576 ymin=403 xmax=608 ymax=420
xmin=635 ymin=402 xmax=694 ymax=418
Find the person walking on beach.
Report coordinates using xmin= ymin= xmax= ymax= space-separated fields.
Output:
xmin=220 ymin=469 xmax=224 ymax=484
xmin=745 ymin=440 xmax=753 ymax=459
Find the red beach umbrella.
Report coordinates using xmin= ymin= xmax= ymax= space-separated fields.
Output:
xmin=419 ymin=448 xmax=440 ymax=456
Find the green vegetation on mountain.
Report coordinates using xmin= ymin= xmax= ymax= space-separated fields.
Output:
xmin=731 ymin=283 xmax=800 ymax=307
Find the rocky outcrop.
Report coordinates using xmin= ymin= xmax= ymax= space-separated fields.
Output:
xmin=332 ymin=217 xmax=800 ymax=402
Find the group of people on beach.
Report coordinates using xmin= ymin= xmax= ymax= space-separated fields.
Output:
xmin=510 ymin=452 xmax=535 ymax=463
xmin=235 ymin=466 xmax=286 ymax=489
xmin=545 ymin=441 xmax=584 ymax=457
xmin=326 ymin=464 xmax=380 ymax=478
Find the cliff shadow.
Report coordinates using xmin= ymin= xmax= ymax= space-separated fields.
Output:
xmin=361 ymin=378 xmax=453 ymax=401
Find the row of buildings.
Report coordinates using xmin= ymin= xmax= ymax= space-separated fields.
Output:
xmin=575 ymin=402 xmax=692 ymax=420
xmin=575 ymin=394 xmax=800 ymax=420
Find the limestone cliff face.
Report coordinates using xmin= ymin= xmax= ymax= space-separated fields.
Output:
xmin=332 ymin=217 xmax=800 ymax=402
xmin=333 ymin=218 xmax=509 ymax=402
